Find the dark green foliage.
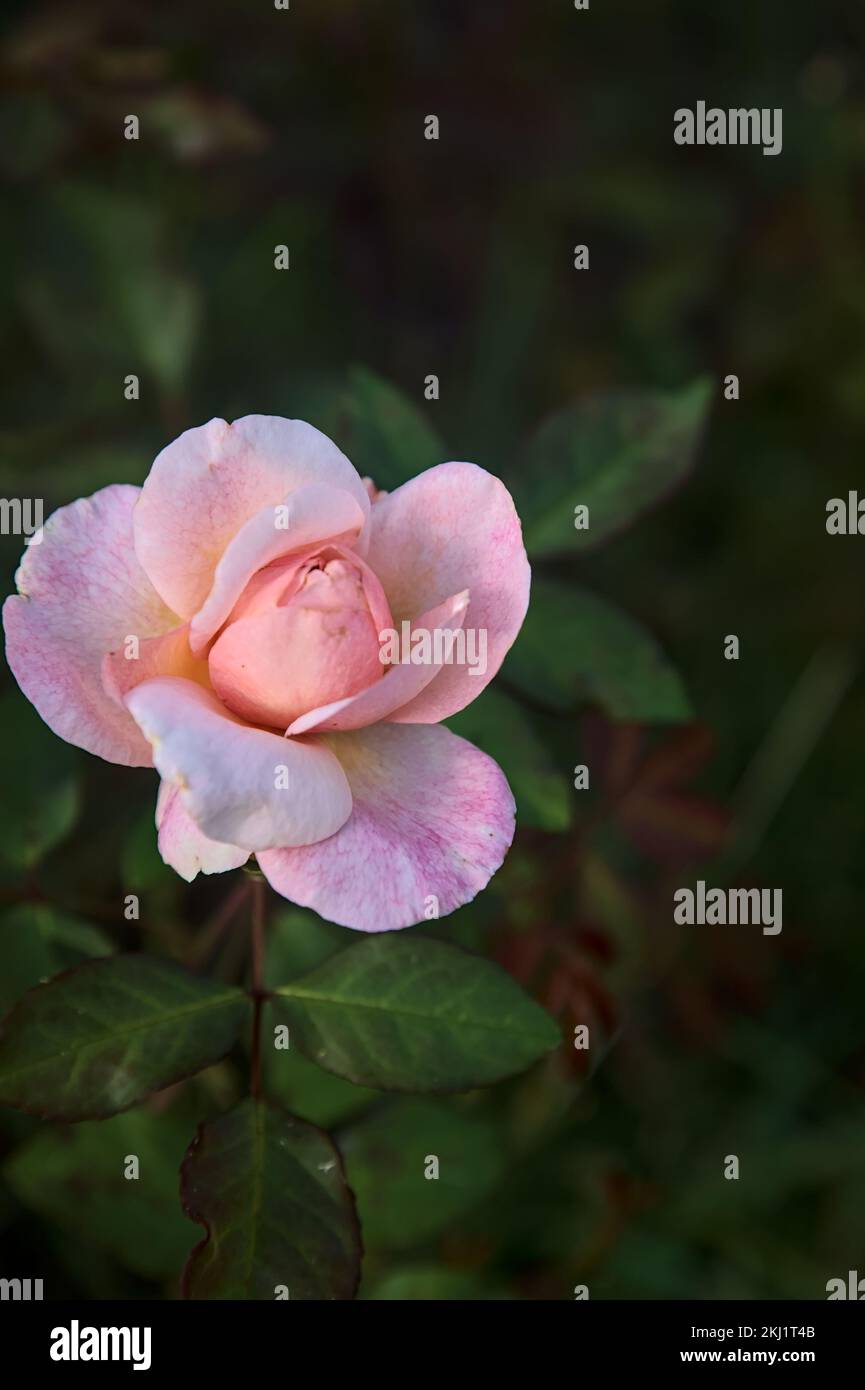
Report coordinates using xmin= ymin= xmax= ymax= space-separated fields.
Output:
xmin=0 ymin=0 xmax=861 ymax=1303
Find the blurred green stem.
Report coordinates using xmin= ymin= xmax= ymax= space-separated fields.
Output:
xmin=718 ymin=640 xmax=857 ymax=879
xmin=249 ymin=875 xmax=266 ymax=1102
xmin=189 ymin=878 xmax=251 ymax=968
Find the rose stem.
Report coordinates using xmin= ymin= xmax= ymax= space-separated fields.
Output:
xmin=249 ymin=873 xmax=267 ymax=1102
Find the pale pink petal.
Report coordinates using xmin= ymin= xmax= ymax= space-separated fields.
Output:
xmin=188 ymin=482 xmax=365 ymax=654
xmin=226 ymin=543 xmax=392 ymax=635
xmin=208 ymin=601 xmax=383 ymax=730
xmin=125 ymin=676 xmax=352 ymax=851
xmin=258 ymin=723 xmax=515 ymax=932
xmin=365 ymin=462 xmax=531 ymax=722
xmin=3 ymin=485 xmax=176 ymax=766
xmin=102 ymin=622 xmax=210 ymax=705
xmin=361 ymin=476 xmax=388 ymax=504
xmin=155 ymin=782 xmax=250 ymax=881
xmin=287 ymin=589 xmax=469 ymax=735
xmin=134 ymin=416 xmax=371 ymax=619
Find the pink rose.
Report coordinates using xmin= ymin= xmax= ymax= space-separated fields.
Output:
xmin=3 ymin=416 xmax=530 ymax=931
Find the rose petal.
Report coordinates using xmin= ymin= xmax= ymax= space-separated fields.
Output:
xmin=102 ymin=622 xmax=210 ymax=705
xmin=225 ymin=543 xmax=392 ymax=635
xmin=365 ymin=462 xmax=530 ymax=722
xmin=125 ymin=676 xmax=352 ymax=851
xmin=156 ymin=781 xmax=250 ymax=881
xmin=3 ymin=484 xmax=176 ymax=766
xmin=258 ymin=722 xmax=515 ymax=931
xmin=188 ymin=482 xmax=365 ymax=654
xmin=134 ymin=416 xmax=371 ymax=619
xmin=287 ymin=589 xmax=469 ymax=735
xmin=208 ymin=598 xmax=383 ymax=730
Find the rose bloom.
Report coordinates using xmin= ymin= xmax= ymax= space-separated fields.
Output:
xmin=3 ymin=417 xmax=530 ymax=931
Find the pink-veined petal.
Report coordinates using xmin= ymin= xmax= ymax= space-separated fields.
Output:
xmin=258 ymin=722 xmax=515 ymax=931
xmin=3 ymin=484 xmax=176 ymax=766
xmin=189 ymin=482 xmax=366 ymax=654
xmin=156 ymin=781 xmax=250 ymax=881
xmin=287 ymin=589 xmax=469 ymax=735
xmin=125 ymin=676 xmax=352 ymax=851
xmin=102 ymin=622 xmax=210 ymax=705
xmin=133 ymin=416 xmax=371 ymax=618
xmin=365 ymin=462 xmax=530 ymax=722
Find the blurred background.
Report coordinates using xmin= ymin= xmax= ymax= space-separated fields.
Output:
xmin=1 ymin=0 xmax=865 ymax=1299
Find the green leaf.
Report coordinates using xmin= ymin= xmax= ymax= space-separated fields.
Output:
xmin=0 ymin=904 xmax=111 ymax=1011
xmin=342 ymin=1098 xmax=505 ymax=1250
xmin=272 ymin=934 xmax=560 ymax=1093
xmin=516 ymin=378 xmax=711 ymax=557
xmin=262 ymin=998 xmax=379 ymax=1127
xmin=333 ymin=366 xmax=445 ymax=491
xmin=3 ymin=1104 xmax=199 ymax=1281
xmin=118 ymin=271 xmax=199 ymax=396
xmin=0 ymin=955 xmax=249 ymax=1120
xmin=503 ymin=576 xmax=691 ymax=721
xmin=181 ymin=1098 xmax=361 ymax=1300
xmin=446 ymin=687 xmax=572 ymax=831
xmin=46 ymin=183 xmax=200 ymax=394
xmin=264 ymin=1034 xmax=379 ymax=1128
xmin=264 ymin=907 xmax=346 ymax=989
xmin=0 ymin=694 xmax=82 ymax=870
